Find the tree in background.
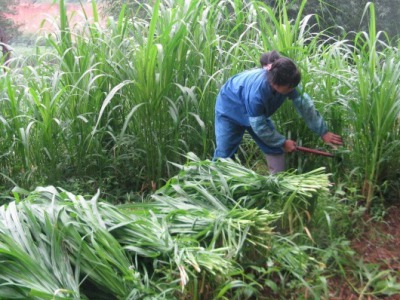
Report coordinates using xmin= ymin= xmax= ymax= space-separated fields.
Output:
xmin=99 ymin=0 xmax=148 ymax=19
xmin=99 ymin=0 xmax=125 ymax=18
xmin=265 ymin=0 xmax=399 ymax=40
xmin=0 ymin=28 xmax=11 ymax=65
xmin=0 ymin=0 xmax=20 ymax=37
xmin=100 ymin=0 xmax=399 ymax=41
xmin=0 ymin=0 xmax=20 ymax=64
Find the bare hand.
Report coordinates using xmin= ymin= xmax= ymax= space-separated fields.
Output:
xmin=322 ymin=132 xmax=343 ymax=147
xmin=283 ymin=139 xmax=297 ymax=153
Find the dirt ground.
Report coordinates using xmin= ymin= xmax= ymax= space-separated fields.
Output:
xmin=329 ymin=205 xmax=400 ymax=299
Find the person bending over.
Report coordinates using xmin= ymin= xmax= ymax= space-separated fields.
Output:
xmin=213 ymin=50 xmax=342 ymax=173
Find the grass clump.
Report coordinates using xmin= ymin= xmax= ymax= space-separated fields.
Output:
xmin=4 ymin=154 xmax=389 ymax=299
xmin=0 ymin=155 xmax=358 ymax=299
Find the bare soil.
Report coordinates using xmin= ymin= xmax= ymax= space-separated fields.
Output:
xmin=329 ymin=205 xmax=400 ymax=299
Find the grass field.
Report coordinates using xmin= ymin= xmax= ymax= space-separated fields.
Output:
xmin=1 ymin=0 xmax=400 ymax=299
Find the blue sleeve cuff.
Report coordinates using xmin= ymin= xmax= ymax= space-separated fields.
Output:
xmin=249 ymin=116 xmax=286 ymax=148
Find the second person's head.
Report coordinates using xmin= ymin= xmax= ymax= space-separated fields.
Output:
xmin=260 ymin=51 xmax=301 ymax=93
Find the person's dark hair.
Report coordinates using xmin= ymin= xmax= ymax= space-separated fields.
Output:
xmin=260 ymin=51 xmax=301 ymax=88
xmin=259 ymin=50 xmax=280 ymax=66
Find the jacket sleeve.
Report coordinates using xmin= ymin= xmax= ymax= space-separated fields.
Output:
xmin=249 ymin=115 xmax=286 ymax=148
xmin=292 ymin=92 xmax=328 ymax=136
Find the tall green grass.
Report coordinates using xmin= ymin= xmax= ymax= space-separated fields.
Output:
xmin=1 ymin=0 xmax=399 ymax=298
xmin=341 ymin=3 xmax=400 ymax=209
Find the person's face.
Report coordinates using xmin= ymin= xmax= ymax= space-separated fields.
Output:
xmin=270 ymin=82 xmax=294 ymax=95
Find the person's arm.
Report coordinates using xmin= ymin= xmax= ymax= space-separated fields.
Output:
xmin=246 ymin=83 xmax=297 ymax=151
xmin=292 ymin=92 xmax=328 ymax=136
xmin=249 ymin=115 xmax=286 ymax=148
xmin=292 ymin=91 xmax=342 ymax=145
xmin=245 ymin=84 xmax=288 ymax=149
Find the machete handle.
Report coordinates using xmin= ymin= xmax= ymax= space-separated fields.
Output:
xmin=296 ymin=146 xmax=334 ymax=157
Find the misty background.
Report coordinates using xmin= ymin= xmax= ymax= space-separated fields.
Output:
xmin=1 ymin=0 xmax=400 ymax=48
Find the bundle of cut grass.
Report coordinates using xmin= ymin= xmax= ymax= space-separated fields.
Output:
xmin=0 ymin=155 xmax=331 ymax=298
xmin=0 ymin=187 xmax=233 ymax=299
xmin=153 ymin=153 xmax=331 ymax=234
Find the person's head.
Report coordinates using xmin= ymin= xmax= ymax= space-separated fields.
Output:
xmin=260 ymin=51 xmax=301 ymax=93
xmin=260 ymin=50 xmax=280 ymax=67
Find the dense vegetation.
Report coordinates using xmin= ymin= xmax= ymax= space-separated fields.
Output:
xmin=0 ymin=0 xmax=20 ymax=43
xmin=101 ymin=0 xmax=400 ymax=40
xmin=0 ymin=0 xmax=399 ymax=299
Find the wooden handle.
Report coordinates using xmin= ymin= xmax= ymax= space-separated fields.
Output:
xmin=296 ymin=146 xmax=334 ymax=157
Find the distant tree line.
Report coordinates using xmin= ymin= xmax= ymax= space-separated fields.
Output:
xmin=1 ymin=0 xmax=399 ymax=46
xmin=276 ymin=0 xmax=400 ymax=41
xmin=0 ymin=0 xmax=20 ymax=38
xmin=99 ymin=0 xmax=399 ymax=41
xmin=0 ymin=0 xmax=19 ymax=64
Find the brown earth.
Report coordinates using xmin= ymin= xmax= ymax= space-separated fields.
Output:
xmin=353 ymin=206 xmax=400 ymax=273
xmin=329 ymin=205 xmax=400 ymax=299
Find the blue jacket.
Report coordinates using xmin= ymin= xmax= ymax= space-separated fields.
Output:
xmin=215 ymin=68 xmax=328 ymax=148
